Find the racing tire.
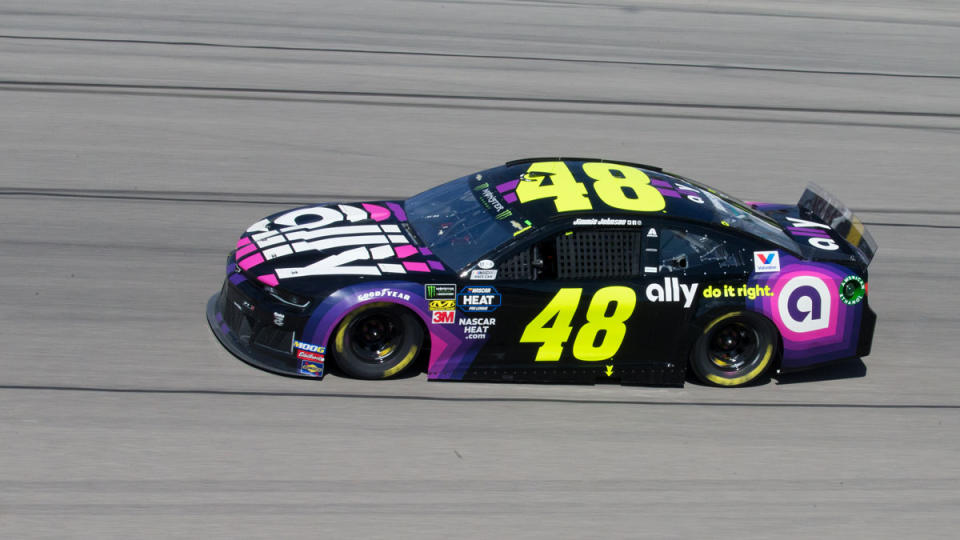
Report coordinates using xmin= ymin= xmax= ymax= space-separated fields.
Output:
xmin=331 ymin=303 xmax=424 ymax=380
xmin=690 ymin=311 xmax=777 ymax=387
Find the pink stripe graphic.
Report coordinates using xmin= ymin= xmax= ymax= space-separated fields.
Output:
xmin=394 ymin=245 xmax=418 ymax=258
xmin=257 ymin=274 xmax=279 ymax=287
xmin=238 ymin=253 xmax=265 ymax=270
xmin=402 ymin=261 xmax=430 ymax=272
xmin=235 ymin=243 xmax=257 ymax=258
xmin=236 ymin=236 xmax=252 ymax=248
xmin=362 ymin=203 xmax=391 ymax=222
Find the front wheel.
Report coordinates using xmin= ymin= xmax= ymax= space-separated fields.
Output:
xmin=690 ymin=311 xmax=777 ymax=387
xmin=331 ymin=303 xmax=424 ymax=380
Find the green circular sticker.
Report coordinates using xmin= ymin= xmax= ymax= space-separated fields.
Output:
xmin=840 ymin=275 xmax=865 ymax=305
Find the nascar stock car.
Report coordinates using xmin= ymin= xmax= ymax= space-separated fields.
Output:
xmin=206 ymin=158 xmax=877 ymax=387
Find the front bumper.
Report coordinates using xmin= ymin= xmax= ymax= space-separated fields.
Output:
xmin=206 ymin=279 xmax=321 ymax=379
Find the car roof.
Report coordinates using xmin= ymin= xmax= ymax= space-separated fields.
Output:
xmin=471 ymin=158 xmax=754 ymax=231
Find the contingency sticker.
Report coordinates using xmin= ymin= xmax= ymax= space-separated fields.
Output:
xmin=469 ymin=269 xmax=497 ymax=280
xmin=426 ymin=284 xmax=457 ymax=323
xmin=754 ymin=251 xmax=780 ymax=273
xmin=298 ymin=352 xmax=325 ymax=377
xmin=457 ymin=287 xmax=502 ymax=313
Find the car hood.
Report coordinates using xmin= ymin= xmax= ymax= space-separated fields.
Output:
xmin=232 ymin=201 xmax=450 ymax=292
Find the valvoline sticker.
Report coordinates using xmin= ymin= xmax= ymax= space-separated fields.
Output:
xmin=753 ymin=251 xmax=780 ymax=272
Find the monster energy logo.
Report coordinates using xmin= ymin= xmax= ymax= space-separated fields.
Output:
xmin=495 ymin=210 xmax=513 ymax=220
xmin=425 ymin=283 xmax=456 ymax=300
xmin=473 ymin=182 xmax=489 ymax=191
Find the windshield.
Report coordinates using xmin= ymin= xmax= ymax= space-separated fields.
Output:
xmin=405 ymin=176 xmax=520 ymax=270
xmin=680 ymin=177 xmax=799 ymax=252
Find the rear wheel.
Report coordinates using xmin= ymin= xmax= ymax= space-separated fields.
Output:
xmin=690 ymin=311 xmax=777 ymax=387
xmin=331 ymin=303 xmax=423 ymax=379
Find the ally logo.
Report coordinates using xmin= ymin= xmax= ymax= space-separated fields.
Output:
xmin=777 ymin=276 xmax=832 ymax=333
xmin=754 ymin=251 xmax=780 ymax=273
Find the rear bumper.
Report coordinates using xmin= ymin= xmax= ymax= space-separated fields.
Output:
xmin=206 ymin=281 xmax=321 ymax=379
xmin=777 ymin=297 xmax=877 ymax=374
xmin=856 ymin=299 xmax=877 ymax=358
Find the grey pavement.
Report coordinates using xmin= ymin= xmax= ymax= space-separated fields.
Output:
xmin=1 ymin=1 xmax=958 ymax=538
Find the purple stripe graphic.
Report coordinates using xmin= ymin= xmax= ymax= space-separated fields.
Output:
xmin=650 ymin=179 xmax=672 ymax=188
xmin=386 ymin=202 xmax=407 ymax=221
xmin=657 ymin=188 xmax=682 ymax=198
xmin=496 ymin=180 xmax=520 ymax=193
xmin=789 ymin=230 xmax=832 ymax=238
xmin=503 ymin=192 xmax=518 ymax=204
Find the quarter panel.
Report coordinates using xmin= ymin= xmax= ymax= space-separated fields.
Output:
xmin=745 ymin=255 xmax=867 ymax=369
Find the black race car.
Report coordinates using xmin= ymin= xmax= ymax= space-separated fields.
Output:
xmin=207 ymin=158 xmax=877 ymax=387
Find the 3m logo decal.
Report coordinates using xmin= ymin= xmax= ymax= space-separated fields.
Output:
xmin=754 ymin=251 xmax=780 ymax=273
xmin=432 ymin=311 xmax=456 ymax=324
xmin=777 ymin=276 xmax=832 ymax=333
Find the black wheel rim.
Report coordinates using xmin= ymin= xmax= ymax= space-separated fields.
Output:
xmin=707 ymin=321 xmax=760 ymax=372
xmin=347 ymin=310 xmax=404 ymax=365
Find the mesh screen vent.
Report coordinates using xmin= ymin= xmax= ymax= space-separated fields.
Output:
xmin=556 ymin=230 xmax=639 ymax=279
xmin=498 ymin=246 xmax=537 ymax=280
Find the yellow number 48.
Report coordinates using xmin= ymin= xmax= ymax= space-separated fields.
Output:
xmin=515 ymin=161 xmax=666 ymax=214
xmin=520 ymin=286 xmax=637 ymax=362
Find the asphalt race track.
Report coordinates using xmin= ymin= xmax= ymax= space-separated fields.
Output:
xmin=2 ymin=1 xmax=959 ymax=538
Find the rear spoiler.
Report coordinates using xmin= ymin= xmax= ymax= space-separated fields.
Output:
xmin=798 ymin=183 xmax=878 ymax=266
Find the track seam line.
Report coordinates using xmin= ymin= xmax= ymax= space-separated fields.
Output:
xmin=0 ymin=384 xmax=957 ymax=409
xmin=1 ymin=79 xmax=957 ymax=118
xmin=1 ymin=34 xmax=958 ymax=80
